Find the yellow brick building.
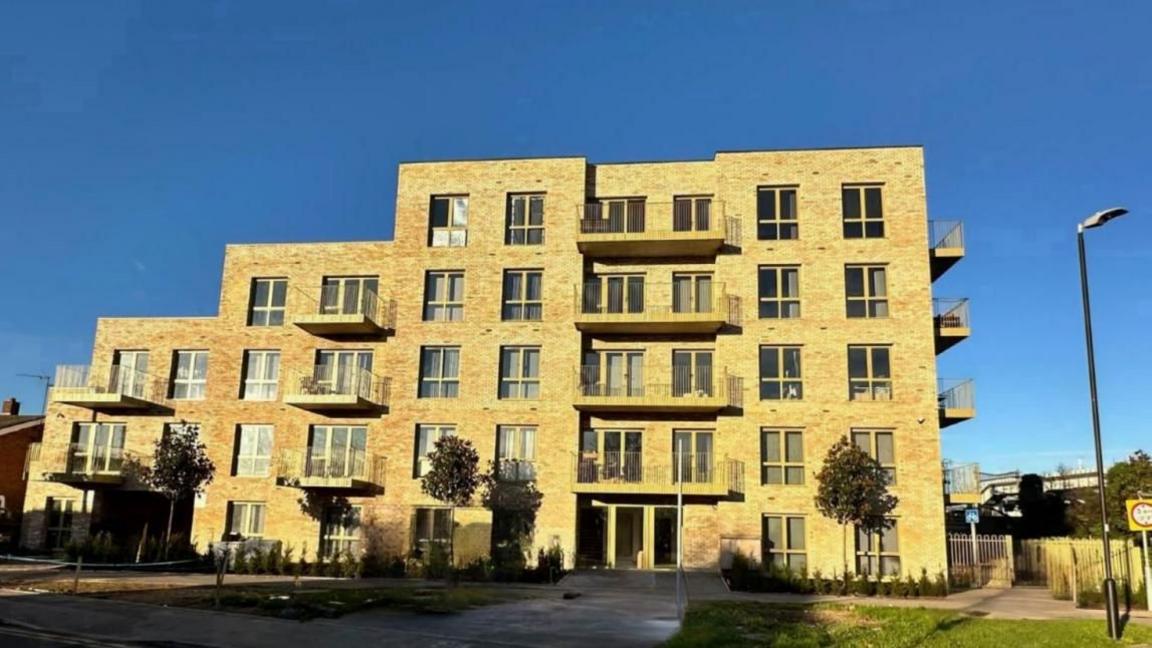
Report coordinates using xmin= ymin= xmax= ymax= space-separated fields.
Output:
xmin=20 ymin=146 xmax=972 ymax=577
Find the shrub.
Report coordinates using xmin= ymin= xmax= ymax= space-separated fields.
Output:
xmin=282 ymin=545 xmax=295 ymax=576
xmin=422 ymin=543 xmax=452 ymax=580
xmin=903 ymin=573 xmax=919 ymax=598
xmin=248 ymin=545 xmax=266 ymax=575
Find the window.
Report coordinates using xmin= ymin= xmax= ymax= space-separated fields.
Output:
xmin=759 ymin=346 xmax=803 ymax=400
xmin=851 ymin=429 xmax=896 ymax=483
xmin=502 ymin=270 xmax=543 ymax=321
xmin=673 ymin=429 xmax=714 ymax=483
xmin=499 ymin=346 xmax=540 ymax=399
xmin=320 ymin=505 xmax=361 ymax=559
xmin=763 ymin=515 xmax=807 ymax=571
xmin=845 ymin=265 xmax=889 ymax=318
xmin=757 ymin=187 xmax=798 ymax=240
xmin=582 ymin=275 xmax=644 ymax=315
xmin=843 ymin=185 xmax=884 ymax=238
xmin=234 ymin=425 xmax=273 ymax=477
xmin=497 ymin=425 xmax=536 ymax=480
xmin=171 ymin=350 xmax=208 ymax=399
xmin=45 ymin=497 xmax=76 ymax=549
xmin=414 ymin=424 xmax=455 ymax=477
xmin=111 ymin=350 xmax=149 ymax=397
xmin=582 ymin=198 xmax=647 ymax=234
xmin=673 ymin=195 xmax=712 ymax=232
xmin=69 ymin=423 xmax=126 ymax=474
xmin=758 ymin=266 xmax=800 ymax=318
xmin=856 ymin=521 xmax=900 ymax=576
xmin=241 ymin=350 xmax=280 ymax=400
xmin=412 ymin=507 xmax=452 ymax=556
xmin=226 ymin=501 xmax=265 ymax=539
xmin=423 ymin=271 xmax=465 ymax=321
xmin=580 ymin=351 xmax=644 ymax=397
xmin=848 ymin=345 xmax=892 ymax=400
xmin=578 ymin=429 xmax=642 ymax=482
xmin=248 ymin=278 xmax=287 ymax=326
xmin=313 ymin=350 xmax=373 ymax=397
xmin=672 ymin=273 xmax=713 ymax=313
xmin=429 ymin=195 xmax=468 ymax=247
xmin=672 ymin=349 xmax=713 ymax=397
xmin=419 ymin=347 xmax=460 ymax=398
xmin=320 ymin=276 xmax=378 ymax=315
xmin=506 ymin=194 xmax=545 ymax=245
xmin=761 ymin=429 xmax=804 ymax=485
xmin=309 ymin=426 xmax=367 ymax=479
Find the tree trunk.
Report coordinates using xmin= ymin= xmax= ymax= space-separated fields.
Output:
xmin=842 ymin=524 xmax=848 ymax=578
xmin=164 ymin=497 xmax=175 ymax=560
xmin=448 ymin=504 xmax=456 ymax=583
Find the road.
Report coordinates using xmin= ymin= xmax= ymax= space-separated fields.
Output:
xmin=0 ymin=624 xmax=137 ymax=647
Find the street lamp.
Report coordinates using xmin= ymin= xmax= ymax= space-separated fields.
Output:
xmin=1077 ymin=206 xmax=1129 ymax=639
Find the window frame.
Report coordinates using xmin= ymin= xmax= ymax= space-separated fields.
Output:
xmin=320 ymin=505 xmax=362 ymax=559
xmin=418 ymin=346 xmax=461 ymax=398
xmin=847 ymin=345 xmax=893 ymax=401
xmin=671 ymin=273 xmax=714 ymax=314
xmin=756 ymin=186 xmax=799 ymax=240
xmin=501 ymin=269 xmax=543 ymax=321
xmin=248 ymin=278 xmax=287 ymax=327
xmin=761 ymin=429 xmax=804 ymax=485
xmin=412 ymin=507 xmax=452 ymax=555
xmin=227 ymin=501 xmax=266 ymax=539
xmin=499 ymin=346 xmax=541 ymax=400
xmin=45 ymin=497 xmax=76 ymax=549
xmin=171 ymin=350 xmax=209 ymax=400
xmin=758 ymin=266 xmax=801 ymax=319
xmin=234 ymin=424 xmax=274 ymax=477
xmin=496 ymin=425 xmax=537 ymax=481
xmin=845 ymin=265 xmax=890 ymax=318
xmin=851 ymin=429 xmax=896 ymax=484
xmin=414 ymin=424 xmax=456 ymax=478
xmin=423 ymin=270 xmax=465 ymax=322
xmin=69 ymin=422 xmax=126 ymax=475
xmin=763 ymin=514 xmax=807 ymax=572
xmin=582 ymin=274 xmax=645 ymax=315
xmin=506 ymin=193 xmax=545 ymax=245
xmin=842 ymin=184 xmax=885 ymax=239
xmin=672 ymin=195 xmax=713 ymax=232
xmin=429 ymin=195 xmax=469 ymax=247
xmin=320 ymin=276 xmax=379 ymax=315
xmin=759 ymin=345 xmax=803 ymax=400
xmin=241 ymin=350 xmax=280 ymax=401
xmin=856 ymin=520 xmax=900 ymax=577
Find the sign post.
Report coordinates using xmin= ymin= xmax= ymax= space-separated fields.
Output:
xmin=1127 ymin=499 xmax=1152 ymax=611
xmin=965 ymin=507 xmax=980 ymax=586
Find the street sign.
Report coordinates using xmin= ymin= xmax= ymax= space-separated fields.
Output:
xmin=965 ymin=507 xmax=980 ymax=525
xmin=1127 ymin=499 xmax=1152 ymax=531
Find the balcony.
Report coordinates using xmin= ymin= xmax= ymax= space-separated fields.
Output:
xmin=933 ymin=299 xmax=971 ymax=353
xmin=49 ymin=364 xmax=166 ymax=410
xmin=276 ymin=448 xmax=385 ymax=492
xmin=939 ymin=379 xmax=976 ymax=428
xmin=282 ymin=367 xmax=390 ymax=411
xmin=572 ymin=452 xmax=744 ymax=496
xmin=292 ymin=286 xmax=395 ymax=336
xmin=944 ymin=461 xmax=981 ymax=505
xmin=929 ymin=220 xmax=965 ymax=280
xmin=33 ymin=442 xmax=147 ymax=488
xmin=576 ymin=201 xmax=739 ymax=257
xmin=574 ymin=282 xmax=740 ymax=334
xmin=573 ymin=366 xmax=743 ymax=413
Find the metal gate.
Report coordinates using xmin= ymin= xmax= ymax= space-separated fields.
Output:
xmin=947 ymin=533 xmax=1014 ymax=588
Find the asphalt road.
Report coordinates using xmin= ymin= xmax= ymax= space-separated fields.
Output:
xmin=0 ymin=624 xmax=133 ymax=647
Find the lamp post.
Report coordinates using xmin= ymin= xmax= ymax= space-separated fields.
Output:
xmin=1077 ymin=206 xmax=1129 ymax=639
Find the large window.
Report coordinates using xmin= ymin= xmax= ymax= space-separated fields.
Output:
xmin=69 ymin=423 xmax=126 ymax=475
xmin=309 ymin=426 xmax=367 ymax=479
xmin=45 ymin=497 xmax=76 ymax=549
xmin=856 ymin=521 xmax=900 ymax=577
xmin=763 ymin=515 xmax=807 ymax=571
xmin=673 ymin=429 xmax=714 ymax=484
xmin=497 ymin=425 xmax=536 ymax=480
xmin=759 ymin=346 xmax=802 ymax=400
xmin=582 ymin=275 xmax=645 ymax=315
xmin=506 ymin=194 xmax=545 ymax=245
xmin=758 ymin=266 xmax=800 ymax=318
xmin=502 ymin=270 xmax=543 ymax=321
xmin=672 ymin=349 xmax=714 ymax=397
xmin=234 ymin=424 xmax=273 ymax=477
xmin=851 ymin=429 xmax=896 ymax=483
xmin=111 ymin=350 xmax=149 ymax=397
xmin=848 ymin=345 xmax=892 ymax=401
xmin=673 ymin=195 xmax=713 ymax=232
xmin=757 ymin=187 xmax=798 ymax=240
xmin=241 ymin=350 xmax=280 ymax=400
xmin=226 ymin=501 xmax=265 ymax=539
xmin=761 ymin=429 xmax=804 ymax=485
xmin=171 ymin=350 xmax=209 ymax=399
xmin=248 ymin=278 xmax=287 ymax=326
xmin=423 ymin=271 xmax=465 ymax=321
xmin=419 ymin=346 xmax=460 ymax=398
xmin=429 ymin=195 xmax=468 ymax=247
xmin=845 ymin=265 xmax=889 ymax=318
xmin=578 ymin=429 xmax=643 ymax=482
xmin=320 ymin=276 xmax=379 ymax=315
xmin=842 ymin=185 xmax=884 ymax=239
xmin=321 ymin=505 xmax=361 ymax=559
xmin=580 ymin=351 xmax=644 ymax=397
xmin=672 ymin=274 xmax=713 ymax=313
xmin=499 ymin=346 xmax=541 ymax=399
xmin=583 ymin=198 xmax=646 ymax=233
xmin=412 ymin=507 xmax=452 ymax=556
xmin=314 ymin=350 xmax=373 ymax=396
xmin=414 ymin=424 xmax=455 ymax=477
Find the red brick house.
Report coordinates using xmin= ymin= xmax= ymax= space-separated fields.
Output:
xmin=0 ymin=398 xmax=44 ymax=549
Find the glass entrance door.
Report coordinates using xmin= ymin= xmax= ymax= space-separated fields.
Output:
xmin=653 ymin=507 xmax=678 ymax=568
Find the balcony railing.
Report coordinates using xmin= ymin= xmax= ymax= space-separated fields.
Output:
xmin=576 ymin=201 xmax=739 ymax=256
xmin=933 ymin=298 xmax=971 ymax=353
xmin=34 ymin=442 xmax=150 ymax=487
xmin=944 ymin=461 xmax=981 ymax=504
xmin=50 ymin=364 xmax=166 ymax=409
xmin=929 ymin=220 xmax=965 ymax=280
xmin=572 ymin=452 xmax=744 ymax=496
xmin=282 ymin=366 xmax=390 ymax=411
xmin=574 ymin=281 xmax=740 ymax=332
xmin=939 ymin=379 xmax=976 ymax=427
xmin=574 ymin=365 xmax=743 ymax=412
xmin=497 ymin=459 xmax=537 ymax=482
xmin=277 ymin=448 xmax=385 ymax=491
xmin=292 ymin=285 xmax=395 ymax=335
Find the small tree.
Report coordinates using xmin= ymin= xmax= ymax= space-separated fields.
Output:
xmin=481 ymin=461 xmax=544 ymax=571
xmin=814 ymin=436 xmax=898 ymax=576
xmin=420 ymin=436 xmax=480 ymax=567
xmin=146 ymin=422 xmax=215 ymax=556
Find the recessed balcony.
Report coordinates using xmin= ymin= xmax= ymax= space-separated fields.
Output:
xmin=282 ymin=367 xmax=390 ymax=411
xmin=276 ymin=448 xmax=385 ymax=492
xmin=943 ymin=461 xmax=982 ymax=505
xmin=33 ymin=442 xmax=145 ymax=488
xmin=929 ymin=220 xmax=965 ymax=280
xmin=934 ymin=298 xmax=971 ymax=353
xmin=576 ymin=201 xmax=739 ymax=257
xmin=939 ymin=379 xmax=976 ymax=428
xmin=573 ymin=366 xmax=743 ymax=413
xmin=574 ymin=282 xmax=740 ymax=334
xmin=572 ymin=452 xmax=744 ymax=497
xmin=292 ymin=286 xmax=395 ymax=336
xmin=49 ymin=364 xmax=166 ymax=410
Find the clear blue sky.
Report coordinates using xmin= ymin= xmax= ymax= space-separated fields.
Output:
xmin=1 ymin=1 xmax=1149 ymax=475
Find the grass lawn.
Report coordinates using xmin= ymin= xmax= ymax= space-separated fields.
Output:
xmin=666 ymin=601 xmax=1152 ymax=647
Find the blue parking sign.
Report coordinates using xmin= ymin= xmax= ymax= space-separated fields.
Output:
xmin=965 ymin=507 xmax=980 ymax=525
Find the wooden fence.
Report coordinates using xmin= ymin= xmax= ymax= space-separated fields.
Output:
xmin=1016 ymin=538 xmax=1146 ymax=604
xmin=947 ymin=533 xmax=1014 ymax=588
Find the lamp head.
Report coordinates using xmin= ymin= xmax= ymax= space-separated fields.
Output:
xmin=1081 ymin=207 xmax=1129 ymax=231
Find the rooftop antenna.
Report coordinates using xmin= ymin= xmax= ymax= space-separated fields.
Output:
xmin=16 ymin=373 xmax=52 ymax=415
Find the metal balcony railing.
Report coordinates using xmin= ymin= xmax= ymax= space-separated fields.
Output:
xmin=33 ymin=442 xmax=151 ymax=484
xmin=939 ymin=379 xmax=975 ymax=410
xmin=497 ymin=459 xmax=537 ymax=482
xmin=575 ymin=365 xmax=743 ymax=408
xmin=277 ymin=448 xmax=385 ymax=489
xmin=934 ymin=298 xmax=970 ymax=329
xmin=283 ymin=366 xmax=390 ymax=405
xmin=929 ymin=220 xmax=964 ymax=250
xmin=944 ymin=461 xmax=981 ymax=498
xmin=295 ymin=285 xmax=395 ymax=330
xmin=572 ymin=451 xmax=744 ymax=495
xmin=577 ymin=201 xmax=740 ymax=246
xmin=51 ymin=364 xmax=166 ymax=404
xmin=575 ymin=281 xmax=740 ymax=326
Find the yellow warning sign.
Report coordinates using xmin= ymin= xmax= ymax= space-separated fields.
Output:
xmin=1126 ymin=499 xmax=1152 ymax=532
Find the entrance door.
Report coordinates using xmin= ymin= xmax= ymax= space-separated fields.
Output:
xmin=653 ymin=507 xmax=678 ymax=568
xmin=577 ymin=506 xmax=608 ymax=568
xmin=614 ymin=507 xmax=644 ymax=569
